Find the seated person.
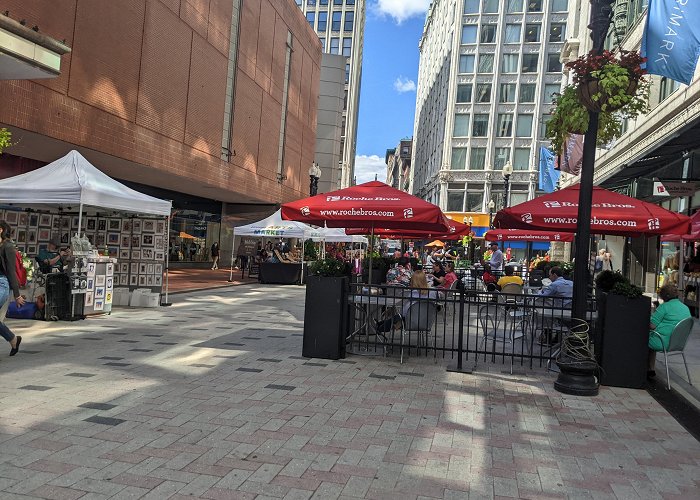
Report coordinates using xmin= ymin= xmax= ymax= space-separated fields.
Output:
xmin=537 ymin=266 xmax=573 ymax=307
xmin=434 ymin=261 xmax=458 ymax=289
xmin=481 ymin=263 xmax=498 ymax=286
xmin=37 ymin=237 xmax=69 ymax=273
xmin=648 ymin=284 xmax=691 ymax=378
xmin=497 ymin=265 xmax=524 ymax=289
xmin=385 ymin=256 xmax=413 ymax=287
xmin=376 ymin=270 xmax=438 ymax=332
xmin=426 ymin=261 xmax=446 ymax=287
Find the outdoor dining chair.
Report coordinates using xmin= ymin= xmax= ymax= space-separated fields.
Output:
xmin=396 ymin=300 xmax=438 ymax=364
xmin=651 ymin=316 xmax=694 ymax=390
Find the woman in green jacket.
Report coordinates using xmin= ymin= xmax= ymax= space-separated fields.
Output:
xmin=648 ymin=284 xmax=691 ymax=378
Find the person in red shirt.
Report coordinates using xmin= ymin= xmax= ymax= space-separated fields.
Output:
xmin=436 ymin=261 xmax=458 ymax=289
xmin=481 ymin=263 xmax=498 ymax=286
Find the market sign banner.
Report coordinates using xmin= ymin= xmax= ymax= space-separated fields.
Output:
xmin=642 ymin=0 xmax=700 ymax=85
xmin=653 ymin=181 xmax=698 ymax=197
xmin=238 ymin=237 xmax=258 ymax=256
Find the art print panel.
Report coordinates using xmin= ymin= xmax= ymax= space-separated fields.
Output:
xmin=39 ymin=214 xmax=52 ymax=227
xmin=142 ymin=220 xmax=155 ymax=232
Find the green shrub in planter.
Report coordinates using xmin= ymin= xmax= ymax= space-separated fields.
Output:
xmin=309 ymin=257 xmax=349 ymax=277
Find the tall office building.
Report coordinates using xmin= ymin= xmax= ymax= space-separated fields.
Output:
xmin=296 ymin=0 xmax=365 ymax=189
xmin=411 ymin=0 xmax=569 ymax=223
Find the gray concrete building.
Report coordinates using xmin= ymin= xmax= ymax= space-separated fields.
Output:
xmin=315 ymin=53 xmax=346 ymax=194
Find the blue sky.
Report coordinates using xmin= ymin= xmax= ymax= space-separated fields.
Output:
xmin=353 ymin=1 xmax=431 ymax=184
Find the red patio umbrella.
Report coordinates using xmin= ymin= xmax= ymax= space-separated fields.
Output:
xmin=344 ymin=218 xmax=472 ymax=240
xmin=281 ymin=181 xmax=450 ymax=232
xmin=660 ymin=211 xmax=700 ymax=242
xmin=484 ymin=229 xmax=575 ymax=242
xmin=493 ymin=184 xmax=690 ymax=236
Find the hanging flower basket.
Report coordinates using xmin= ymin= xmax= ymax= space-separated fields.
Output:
xmin=577 ymin=77 xmax=639 ymax=113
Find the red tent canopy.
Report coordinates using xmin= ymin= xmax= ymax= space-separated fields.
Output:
xmin=344 ymin=218 xmax=472 ymax=240
xmin=281 ymin=181 xmax=450 ymax=232
xmin=493 ymin=184 xmax=690 ymax=236
xmin=484 ymin=229 xmax=575 ymax=242
xmin=661 ymin=211 xmax=700 ymax=242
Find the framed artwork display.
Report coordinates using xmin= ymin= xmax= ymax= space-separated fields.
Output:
xmin=154 ymin=235 xmax=164 ymax=250
xmin=60 ymin=217 xmax=70 ymax=229
xmin=5 ymin=211 xmax=18 ymax=224
xmin=86 ymin=218 xmax=96 ymax=231
xmin=146 ymin=275 xmax=154 ymax=286
xmin=138 ymin=275 xmax=147 ymax=286
xmin=87 ymin=277 xmax=94 ymax=290
xmin=96 ymin=275 xmax=106 ymax=287
xmin=154 ymin=251 xmax=164 ymax=261
xmin=138 ymin=262 xmax=147 ymax=274
xmin=16 ymin=230 xmax=26 ymax=243
xmin=60 ymin=232 xmax=70 ymax=244
xmin=119 ymin=274 xmax=129 ymax=286
xmin=142 ymin=220 xmax=155 ymax=232
xmin=95 ymin=287 xmax=105 ymax=299
xmin=18 ymin=213 xmax=27 ymax=226
xmin=39 ymin=214 xmax=52 ymax=227
xmin=29 ymin=214 xmax=39 ymax=227
xmin=38 ymin=229 xmax=50 ymax=241
xmin=155 ymin=221 xmax=165 ymax=234
xmin=119 ymin=249 xmax=130 ymax=260
xmin=27 ymin=230 xmax=37 ymax=244
xmin=85 ymin=292 xmax=94 ymax=307
xmin=122 ymin=220 xmax=132 ymax=232
xmin=97 ymin=219 xmax=106 ymax=231
xmin=120 ymin=235 xmax=130 ymax=248
xmin=71 ymin=216 xmax=80 ymax=228
xmin=94 ymin=299 xmax=104 ymax=311
xmin=27 ymin=245 xmax=36 ymax=255
xmin=106 ymin=276 xmax=114 ymax=290
xmin=154 ymin=263 xmax=163 ymax=275
xmin=108 ymin=247 xmax=118 ymax=258
xmin=108 ymin=219 xmax=121 ymax=231
xmin=154 ymin=275 xmax=162 ymax=286
xmin=95 ymin=233 xmax=106 ymax=247
xmin=146 ymin=263 xmax=154 ymax=275
xmin=141 ymin=234 xmax=153 ymax=246
xmin=129 ymin=275 xmax=138 ymax=286
xmin=132 ymin=220 xmax=142 ymax=234
xmin=142 ymin=248 xmax=154 ymax=260
xmin=106 ymin=263 xmax=114 ymax=276
xmin=107 ymin=233 xmax=120 ymax=245
xmin=130 ymin=263 xmax=138 ymax=274
xmin=85 ymin=233 xmax=95 ymax=245
xmin=131 ymin=250 xmax=141 ymax=260
xmin=52 ymin=215 xmax=61 ymax=230
xmin=131 ymin=236 xmax=140 ymax=248
xmin=119 ymin=263 xmax=129 ymax=274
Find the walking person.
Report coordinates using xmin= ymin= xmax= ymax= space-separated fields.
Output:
xmin=211 ymin=242 xmax=220 ymax=270
xmin=0 ymin=221 xmax=24 ymax=356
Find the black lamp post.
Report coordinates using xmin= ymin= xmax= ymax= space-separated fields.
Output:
xmin=488 ymin=199 xmax=495 ymax=228
xmin=502 ymin=161 xmax=514 ymax=208
xmin=554 ymin=0 xmax=616 ymax=397
xmin=309 ymin=161 xmax=321 ymax=196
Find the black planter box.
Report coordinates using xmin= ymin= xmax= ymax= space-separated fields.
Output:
xmin=597 ymin=293 xmax=650 ymax=389
xmin=302 ymin=275 xmax=347 ymax=360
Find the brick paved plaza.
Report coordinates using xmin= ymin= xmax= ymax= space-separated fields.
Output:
xmin=0 ymin=285 xmax=698 ymax=499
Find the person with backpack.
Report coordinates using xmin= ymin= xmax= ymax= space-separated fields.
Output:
xmin=0 ymin=221 xmax=24 ymax=355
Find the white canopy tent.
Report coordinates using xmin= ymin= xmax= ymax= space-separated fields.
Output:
xmin=311 ymin=228 xmax=368 ymax=245
xmin=0 ymin=150 xmax=173 ymax=302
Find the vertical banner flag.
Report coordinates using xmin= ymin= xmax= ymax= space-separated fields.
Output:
xmin=538 ymin=147 xmax=560 ymax=193
xmin=641 ymin=0 xmax=700 ymax=85
xmin=558 ymin=134 xmax=584 ymax=176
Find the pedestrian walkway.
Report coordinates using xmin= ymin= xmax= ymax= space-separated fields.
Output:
xmin=164 ymin=267 xmax=257 ymax=294
xmin=0 ymin=285 xmax=698 ymax=499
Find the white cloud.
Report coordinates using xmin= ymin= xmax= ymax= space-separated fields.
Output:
xmin=372 ymin=0 xmax=431 ymax=24
xmin=393 ymin=76 xmax=416 ymax=93
xmin=354 ymin=154 xmax=386 ymax=184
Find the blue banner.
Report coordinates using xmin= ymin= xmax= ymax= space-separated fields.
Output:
xmin=642 ymin=0 xmax=700 ymax=85
xmin=538 ymin=147 xmax=559 ymax=193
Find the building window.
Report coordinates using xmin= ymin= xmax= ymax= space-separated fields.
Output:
xmin=307 ymin=0 xmax=316 ymax=5
xmin=659 ymin=77 xmax=681 ymax=101
xmin=543 ymin=83 xmax=560 ymax=103
xmin=476 ymin=83 xmax=492 ymax=102
xmin=513 ymin=148 xmax=530 ymax=170
xmin=547 ymin=53 xmax=562 ymax=72
xmin=318 ymin=12 xmax=327 ymax=31
xmin=507 ymin=0 xmax=524 ymax=12
xmin=522 ymin=54 xmax=538 ymax=72
xmin=453 ymin=114 xmax=470 ymax=137
xmin=306 ymin=12 xmax=315 ymax=28
xmin=550 ymin=23 xmax=566 ymax=42
xmin=480 ymin=24 xmax=497 ymax=43
xmin=516 ymin=114 xmax=533 ymax=137
xmin=470 ymin=147 xmax=487 ymax=169
xmin=344 ymin=11 xmax=354 ymax=31
xmin=497 ymin=114 xmax=513 ymax=136
xmin=333 ymin=0 xmax=342 ymax=4
xmin=505 ymin=24 xmax=521 ymax=43
xmin=520 ymin=83 xmax=536 ymax=102
xmin=462 ymin=25 xmax=478 ymax=43
xmin=464 ymin=0 xmax=479 ymax=14
xmin=527 ymin=0 xmax=543 ymax=12
xmin=499 ymin=83 xmax=517 ymax=102
xmin=447 ymin=190 xmax=465 ymax=211
xmin=320 ymin=0 xmax=328 ymax=4
xmin=494 ymin=147 xmax=511 ymax=169
xmin=451 ymin=148 xmax=468 ymax=169
xmin=551 ymin=0 xmax=567 ymax=11
xmin=456 ymin=83 xmax=473 ymax=102
xmin=501 ymin=54 xmax=519 ymax=73
xmin=296 ymin=0 xmax=302 ymax=6
xmin=478 ymin=53 xmax=494 ymax=72
xmin=345 ymin=62 xmax=349 ymax=83
xmin=540 ymin=115 xmax=552 ymax=139
xmin=332 ymin=11 xmax=341 ymax=31
xmin=483 ymin=0 xmax=499 ymax=13
xmin=472 ymin=115 xmax=489 ymax=136
xmin=346 ymin=0 xmax=354 ymax=4
xmin=342 ymin=38 xmax=352 ymax=57
xmin=459 ymin=54 xmax=475 ymax=73
xmin=330 ymin=37 xmax=339 ymax=54
xmin=319 ymin=37 xmax=326 ymax=51
xmin=524 ymin=24 xmax=541 ymax=42
xmin=466 ymin=191 xmax=484 ymax=211
xmin=511 ymin=192 xmax=528 ymax=205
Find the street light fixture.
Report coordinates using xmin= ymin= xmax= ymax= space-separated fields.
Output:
xmin=488 ymin=199 xmax=495 ymax=228
xmin=502 ymin=161 xmax=514 ymax=208
xmin=309 ymin=161 xmax=321 ymax=196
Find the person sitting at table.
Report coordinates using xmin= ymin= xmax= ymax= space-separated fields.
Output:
xmin=434 ymin=261 xmax=458 ymax=289
xmin=647 ymin=284 xmax=691 ymax=379
xmin=426 ymin=261 xmax=446 ymax=287
xmin=37 ymin=237 xmax=69 ymax=273
xmin=537 ymin=266 xmax=573 ymax=306
xmin=386 ymin=256 xmax=413 ymax=287
xmin=375 ymin=270 xmax=437 ymax=333
xmin=497 ymin=265 xmax=524 ymax=289
xmin=481 ymin=263 xmax=498 ymax=287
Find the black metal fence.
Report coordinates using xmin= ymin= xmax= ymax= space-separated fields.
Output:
xmin=346 ymin=281 xmax=597 ymax=372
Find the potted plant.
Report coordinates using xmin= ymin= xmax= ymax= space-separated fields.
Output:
xmin=547 ymin=50 xmax=650 ymax=154
xmin=303 ymin=256 xmax=350 ymax=359
xmin=594 ymin=271 xmax=650 ymax=388
xmin=303 ymin=240 xmax=318 ymax=262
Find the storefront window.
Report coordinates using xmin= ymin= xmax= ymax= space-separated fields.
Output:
xmin=169 ymin=211 xmax=221 ymax=262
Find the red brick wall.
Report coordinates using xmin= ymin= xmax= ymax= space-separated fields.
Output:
xmin=0 ymin=0 xmax=321 ymax=204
